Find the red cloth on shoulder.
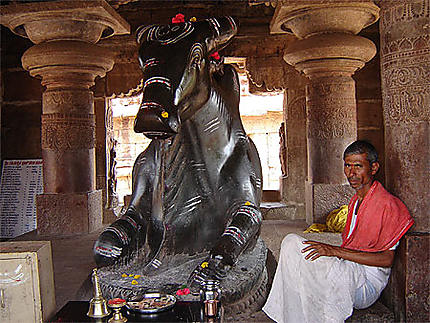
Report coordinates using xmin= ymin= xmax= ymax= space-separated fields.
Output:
xmin=341 ymin=181 xmax=414 ymax=252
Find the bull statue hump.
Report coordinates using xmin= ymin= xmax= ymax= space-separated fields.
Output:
xmin=93 ymin=16 xmax=268 ymax=312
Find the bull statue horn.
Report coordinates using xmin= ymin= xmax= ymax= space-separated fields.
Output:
xmin=205 ymin=16 xmax=238 ymax=54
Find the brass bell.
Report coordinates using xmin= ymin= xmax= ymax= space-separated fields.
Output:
xmin=87 ymin=268 xmax=111 ymax=318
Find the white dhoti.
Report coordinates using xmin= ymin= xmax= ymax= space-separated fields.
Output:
xmin=263 ymin=234 xmax=368 ymax=323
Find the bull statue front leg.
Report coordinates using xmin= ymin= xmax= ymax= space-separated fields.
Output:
xmin=190 ymin=202 xmax=262 ymax=282
xmin=94 ymin=143 xmax=157 ymax=266
xmin=189 ymin=132 xmax=263 ymax=287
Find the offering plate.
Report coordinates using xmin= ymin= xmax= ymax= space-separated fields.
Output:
xmin=126 ymin=293 xmax=176 ymax=314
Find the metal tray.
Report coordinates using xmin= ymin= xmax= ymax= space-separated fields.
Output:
xmin=126 ymin=293 xmax=176 ymax=314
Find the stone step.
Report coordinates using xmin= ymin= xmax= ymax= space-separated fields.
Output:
xmin=347 ymin=301 xmax=394 ymax=322
xmin=232 ymin=300 xmax=394 ymax=322
xmin=260 ymin=202 xmax=298 ymax=220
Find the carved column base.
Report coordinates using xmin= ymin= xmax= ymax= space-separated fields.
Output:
xmin=96 ymin=174 xmax=117 ymax=224
xmin=279 ymin=175 xmax=305 ymax=220
xmin=36 ymin=190 xmax=102 ymax=235
xmin=384 ymin=233 xmax=430 ymax=322
xmin=305 ymin=181 xmax=354 ymax=224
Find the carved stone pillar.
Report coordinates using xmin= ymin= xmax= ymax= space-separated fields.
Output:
xmin=379 ymin=1 xmax=429 ymax=320
xmin=379 ymin=0 xmax=429 ymax=232
xmin=271 ymin=1 xmax=379 ymax=223
xmin=1 ymin=0 xmax=129 ymax=235
xmin=281 ymin=66 xmax=307 ymax=219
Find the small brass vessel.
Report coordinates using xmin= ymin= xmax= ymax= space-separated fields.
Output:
xmin=108 ymin=298 xmax=127 ymax=323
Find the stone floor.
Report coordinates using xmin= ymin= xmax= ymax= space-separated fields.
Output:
xmin=12 ymin=219 xmax=393 ymax=322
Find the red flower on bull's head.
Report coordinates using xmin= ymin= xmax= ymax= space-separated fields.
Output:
xmin=172 ymin=13 xmax=185 ymax=24
xmin=210 ymin=52 xmax=221 ymax=61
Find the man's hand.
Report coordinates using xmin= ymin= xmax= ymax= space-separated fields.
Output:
xmin=301 ymin=240 xmax=395 ymax=267
xmin=301 ymin=240 xmax=339 ymax=261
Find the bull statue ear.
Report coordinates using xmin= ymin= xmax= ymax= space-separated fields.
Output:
xmin=205 ymin=16 xmax=237 ymax=54
xmin=136 ymin=24 xmax=156 ymax=44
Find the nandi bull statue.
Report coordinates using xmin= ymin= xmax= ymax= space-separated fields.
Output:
xmin=94 ymin=16 xmax=268 ymax=312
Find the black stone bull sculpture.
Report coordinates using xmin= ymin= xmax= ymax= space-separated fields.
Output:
xmin=94 ymin=16 xmax=264 ymax=288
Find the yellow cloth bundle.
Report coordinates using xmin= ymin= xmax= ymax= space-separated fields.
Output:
xmin=304 ymin=205 xmax=348 ymax=233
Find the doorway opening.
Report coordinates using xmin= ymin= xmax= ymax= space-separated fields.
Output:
xmin=109 ymin=74 xmax=284 ymax=205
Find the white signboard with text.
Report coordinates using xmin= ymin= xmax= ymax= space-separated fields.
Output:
xmin=0 ymin=160 xmax=43 ymax=238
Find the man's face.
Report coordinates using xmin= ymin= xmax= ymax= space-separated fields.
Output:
xmin=344 ymin=153 xmax=379 ymax=193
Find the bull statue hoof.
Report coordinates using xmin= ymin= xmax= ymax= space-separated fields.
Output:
xmin=94 ymin=16 xmax=267 ymax=314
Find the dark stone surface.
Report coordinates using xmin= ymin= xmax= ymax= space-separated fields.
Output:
xmin=49 ymin=300 xmax=208 ymax=322
xmin=1 ymin=103 xmax=42 ymax=160
xmin=3 ymin=70 xmax=43 ymax=102
xmin=347 ymin=301 xmax=394 ymax=322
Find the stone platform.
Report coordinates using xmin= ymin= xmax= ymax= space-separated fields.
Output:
xmin=97 ymin=238 xmax=268 ymax=314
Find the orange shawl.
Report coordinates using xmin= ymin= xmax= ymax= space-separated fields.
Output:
xmin=341 ymin=181 xmax=414 ymax=252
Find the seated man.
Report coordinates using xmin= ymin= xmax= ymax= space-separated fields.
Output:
xmin=263 ymin=140 xmax=414 ymax=323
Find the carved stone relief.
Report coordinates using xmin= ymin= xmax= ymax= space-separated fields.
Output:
xmin=282 ymin=83 xmax=307 ymax=215
xmin=43 ymin=90 xmax=93 ymax=114
xmin=41 ymin=113 xmax=96 ymax=150
xmin=307 ymin=80 xmax=356 ymax=139
xmin=246 ymin=56 xmax=287 ymax=92
xmin=380 ymin=0 xmax=430 ymax=126
xmin=380 ymin=0 xmax=429 ymax=233
xmin=279 ymin=122 xmax=287 ymax=176
xmin=380 ymin=0 xmax=429 ymax=30
xmin=286 ymin=90 xmax=306 ymax=144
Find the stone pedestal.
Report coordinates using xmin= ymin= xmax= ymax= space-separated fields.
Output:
xmin=305 ymin=181 xmax=354 ymax=224
xmin=1 ymin=0 xmax=130 ymax=235
xmin=271 ymin=1 xmax=379 ymax=223
xmin=36 ymin=191 xmax=103 ymax=235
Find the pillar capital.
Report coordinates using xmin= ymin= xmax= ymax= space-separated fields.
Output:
xmin=0 ymin=0 xmax=129 ymax=44
xmin=284 ymin=33 xmax=376 ymax=78
xmin=22 ymin=40 xmax=115 ymax=89
xmin=270 ymin=1 xmax=379 ymax=38
xmin=271 ymin=1 xmax=379 ymax=79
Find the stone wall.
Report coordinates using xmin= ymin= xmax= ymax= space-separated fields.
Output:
xmin=1 ymin=27 xmax=42 ymax=161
